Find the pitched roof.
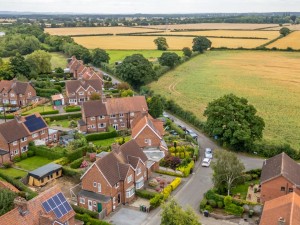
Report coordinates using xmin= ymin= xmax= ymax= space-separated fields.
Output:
xmin=0 ymin=186 xmax=76 ymax=225
xmin=0 ymin=80 xmax=32 ymax=95
xmin=261 ymin=153 xmax=300 ymax=186
xmin=106 ymin=96 xmax=148 ymax=115
xmin=82 ymin=100 xmax=107 ymax=117
xmin=260 ymin=192 xmax=300 ymax=225
xmin=66 ymin=79 xmax=102 ymax=94
xmin=0 ymin=180 xmax=19 ymax=193
xmin=28 ymin=163 xmax=62 ymax=179
xmin=0 ymin=119 xmax=29 ymax=143
xmin=23 ymin=113 xmax=48 ymax=133
xmin=118 ymin=140 xmax=148 ymax=165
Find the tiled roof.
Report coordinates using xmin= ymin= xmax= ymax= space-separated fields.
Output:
xmin=0 ymin=119 xmax=29 ymax=143
xmin=119 ymin=140 xmax=148 ymax=165
xmin=0 ymin=80 xmax=32 ymax=95
xmin=66 ymin=79 xmax=102 ymax=94
xmin=261 ymin=153 xmax=300 ymax=185
xmin=0 ymin=186 xmax=76 ymax=225
xmin=106 ymin=96 xmax=148 ymax=115
xmin=260 ymin=192 xmax=300 ymax=225
xmin=82 ymin=100 xmax=107 ymax=117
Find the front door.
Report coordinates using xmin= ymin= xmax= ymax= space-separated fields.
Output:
xmin=88 ymin=200 xmax=93 ymax=211
xmin=118 ymin=193 xmax=121 ymax=204
xmin=113 ymin=124 xmax=118 ymax=130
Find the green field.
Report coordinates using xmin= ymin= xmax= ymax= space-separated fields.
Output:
xmin=149 ymin=50 xmax=300 ymax=149
xmin=107 ymin=50 xmax=183 ymax=65
xmin=50 ymin=52 xmax=68 ymax=70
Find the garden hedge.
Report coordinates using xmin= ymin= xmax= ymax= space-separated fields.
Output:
xmin=70 ymin=158 xmax=84 ymax=169
xmin=149 ymin=194 xmax=164 ymax=209
xmin=65 ymin=106 xmax=81 ymax=112
xmin=135 ymin=189 xmax=157 ymax=199
xmin=170 ymin=177 xmax=181 ymax=191
xmin=44 ymin=113 xmax=82 ymax=121
xmin=0 ymin=114 xmax=14 ymax=119
xmin=39 ymin=110 xmax=59 ymax=115
xmin=29 ymin=146 xmax=65 ymax=160
xmin=71 ymin=204 xmax=98 ymax=218
xmin=86 ymin=129 xmax=118 ymax=142
xmin=66 ymin=147 xmax=86 ymax=161
xmin=75 ymin=213 xmax=111 ymax=225
xmin=62 ymin=166 xmax=82 ymax=181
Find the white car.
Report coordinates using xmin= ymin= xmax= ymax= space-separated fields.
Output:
xmin=201 ymin=158 xmax=211 ymax=167
xmin=205 ymin=148 xmax=213 ymax=159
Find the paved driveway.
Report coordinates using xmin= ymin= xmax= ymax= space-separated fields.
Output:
xmin=108 ymin=208 xmax=148 ymax=225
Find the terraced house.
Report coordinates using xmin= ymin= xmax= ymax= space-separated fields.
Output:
xmin=78 ymin=96 xmax=148 ymax=133
xmin=77 ymin=140 xmax=150 ymax=216
xmin=0 ymin=113 xmax=58 ymax=164
xmin=65 ymin=79 xmax=102 ymax=105
xmin=0 ymin=79 xmax=38 ymax=107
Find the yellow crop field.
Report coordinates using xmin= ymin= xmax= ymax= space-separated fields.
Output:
xmin=45 ymin=27 xmax=163 ymax=36
xmin=141 ymin=23 xmax=278 ymax=30
xmin=267 ymin=31 xmax=300 ymax=49
xmin=145 ymin=30 xmax=279 ymax=40
xmin=73 ymin=35 xmax=268 ymax=50
xmin=263 ymin=24 xmax=300 ymax=31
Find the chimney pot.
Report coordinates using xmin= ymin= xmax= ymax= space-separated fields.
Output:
xmin=14 ymin=197 xmax=29 ymax=216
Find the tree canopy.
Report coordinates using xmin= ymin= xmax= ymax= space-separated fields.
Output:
xmin=211 ymin=150 xmax=245 ymax=195
xmin=9 ymin=53 xmax=31 ymax=78
xmin=26 ymin=50 xmax=52 ymax=76
xmin=203 ymin=94 xmax=265 ymax=150
xmin=158 ymin=52 xmax=180 ymax=68
xmin=0 ymin=189 xmax=17 ymax=216
xmin=192 ymin=36 xmax=212 ymax=53
xmin=182 ymin=47 xmax=192 ymax=57
xmin=154 ymin=37 xmax=169 ymax=51
xmin=148 ymin=95 xmax=164 ymax=118
xmin=115 ymin=54 xmax=156 ymax=88
xmin=161 ymin=199 xmax=201 ymax=225
xmin=92 ymin=48 xmax=110 ymax=66
xmin=279 ymin=27 xmax=290 ymax=36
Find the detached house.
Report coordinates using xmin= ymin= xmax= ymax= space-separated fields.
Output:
xmin=0 ymin=80 xmax=38 ymax=107
xmin=78 ymin=96 xmax=148 ymax=133
xmin=65 ymin=79 xmax=102 ymax=105
xmin=78 ymin=140 xmax=150 ymax=215
xmin=0 ymin=113 xmax=58 ymax=164
xmin=260 ymin=152 xmax=300 ymax=203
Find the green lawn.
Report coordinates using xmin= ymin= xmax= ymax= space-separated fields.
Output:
xmin=50 ymin=52 xmax=68 ymax=70
xmin=231 ymin=179 xmax=260 ymax=200
xmin=15 ymin=156 xmax=52 ymax=171
xmin=149 ymin=50 xmax=300 ymax=149
xmin=0 ymin=168 xmax=28 ymax=178
xmin=49 ymin=119 xmax=78 ymax=128
xmin=107 ymin=50 xmax=183 ymax=64
xmin=23 ymin=105 xmax=54 ymax=114
xmin=92 ymin=136 xmax=131 ymax=146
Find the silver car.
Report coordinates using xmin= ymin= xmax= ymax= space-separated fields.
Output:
xmin=205 ymin=148 xmax=213 ymax=159
xmin=201 ymin=158 xmax=211 ymax=167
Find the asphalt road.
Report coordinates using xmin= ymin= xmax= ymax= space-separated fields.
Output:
xmin=141 ymin=112 xmax=264 ymax=225
xmin=92 ymin=66 xmax=121 ymax=84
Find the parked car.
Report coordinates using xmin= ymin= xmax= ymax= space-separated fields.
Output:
xmin=6 ymin=107 xmax=19 ymax=113
xmin=0 ymin=107 xmax=4 ymax=113
xmin=178 ymin=124 xmax=186 ymax=131
xmin=169 ymin=130 xmax=178 ymax=136
xmin=205 ymin=148 xmax=213 ymax=159
xmin=201 ymin=158 xmax=211 ymax=167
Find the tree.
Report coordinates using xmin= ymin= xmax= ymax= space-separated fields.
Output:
xmin=158 ymin=52 xmax=180 ymax=68
xmin=203 ymin=94 xmax=265 ymax=150
xmin=192 ymin=36 xmax=212 ymax=53
xmin=279 ymin=27 xmax=290 ymax=36
xmin=182 ymin=47 xmax=192 ymax=57
xmin=290 ymin=15 xmax=297 ymax=24
xmin=9 ymin=53 xmax=31 ymax=78
xmin=116 ymin=82 xmax=131 ymax=90
xmin=26 ymin=50 xmax=52 ymax=76
xmin=0 ymin=189 xmax=16 ymax=216
xmin=115 ymin=54 xmax=156 ymax=88
xmin=154 ymin=37 xmax=169 ymax=50
xmin=211 ymin=150 xmax=245 ymax=195
xmin=121 ymin=89 xmax=134 ymax=97
xmin=90 ymin=92 xmax=101 ymax=101
xmin=92 ymin=48 xmax=110 ymax=66
xmin=161 ymin=199 xmax=201 ymax=225
xmin=148 ymin=95 xmax=164 ymax=118
xmin=20 ymin=36 xmax=40 ymax=55
xmin=0 ymin=62 xmax=14 ymax=80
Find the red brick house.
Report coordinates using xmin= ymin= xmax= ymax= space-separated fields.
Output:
xmin=65 ymin=79 xmax=102 ymax=105
xmin=0 ymin=185 xmax=82 ymax=225
xmin=0 ymin=80 xmax=38 ymax=107
xmin=78 ymin=140 xmax=151 ymax=215
xmin=78 ymin=96 xmax=148 ymax=133
xmin=0 ymin=113 xmax=58 ymax=164
xmin=259 ymin=192 xmax=300 ymax=225
xmin=260 ymin=152 xmax=300 ymax=203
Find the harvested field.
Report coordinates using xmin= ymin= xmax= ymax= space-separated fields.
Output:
xmin=267 ymin=31 xmax=300 ymax=49
xmin=263 ymin=24 xmax=300 ymax=31
xmin=140 ymin=23 xmax=278 ymax=30
xmin=45 ymin=27 xmax=163 ymax=36
xmin=73 ymin=35 xmax=268 ymax=50
xmin=149 ymin=50 xmax=300 ymax=148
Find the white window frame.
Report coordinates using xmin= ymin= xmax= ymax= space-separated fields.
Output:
xmin=91 ymin=117 xmax=95 ymax=121
xmin=126 ymin=187 xmax=135 ymax=198
xmin=119 ymin=113 xmax=124 ymax=117
xmin=10 ymin=93 xmax=15 ymax=97
xmin=98 ymin=123 xmax=106 ymax=128
xmin=79 ymin=92 xmax=84 ymax=95
xmin=110 ymin=114 xmax=116 ymax=118
xmin=32 ymin=133 xmax=38 ymax=138
xmin=115 ymin=182 xmax=119 ymax=188
xmin=98 ymin=183 xmax=101 ymax=193
xmin=13 ymin=141 xmax=18 ymax=146
xmin=14 ymin=149 xmax=19 ymax=155
xmin=136 ymin=179 xmax=144 ymax=190
xmin=80 ymin=197 xmax=85 ymax=204
xmin=130 ymin=112 xmax=134 ymax=116
xmin=41 ymin=130 xmax=45 ymax=135
xmin=93 ymin=182 xmax=97 ymax=187
xmin=127 ymin=174 xmax=132 ymax=183
xmin=144 ymin=139 xmax=148 ymax=144
xmin=137 ymin=167 xmax=141 ymax=175
xmin=21 ymin=137 xmax=27 ymax=142
xmin=93 ymin=201 xmax=97 ymax=207
xmin=98 ymin=115 xmax=105 ymax=119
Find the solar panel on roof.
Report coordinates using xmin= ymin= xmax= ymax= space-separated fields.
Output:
xmin=24 ymin=117 xmax=47 ymax=132
xmin=25 ymin=115 xmax=37 ymax=121
xmin=41 ymin=192 xmax=72 ymax=219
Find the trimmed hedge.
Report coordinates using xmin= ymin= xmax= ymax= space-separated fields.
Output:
xmin=86 ymin=128 xmax=118 ymax=142
xmin=75 ymin=213 xmax=111 ymax=225
xmin=170 ymin=177 xmax=181 ymax=191
xmin=53 ymin=157 xmax=69 ymax=166
xmin=66 ymin=147 xmax=86 ymax=161
xmin=62 ymin=166 xmax=82 ymax=181
xmin=39 ymin=110 xmax=59 ymax=115
xmin=70 ymin=158 xmax=84 ymax=169
xmin=135 ymin=189 xmax=157 ymax=200
xmin=29 ymin=146 xmax=65 ymax=160
xmin=0 ymin=114 xmax=14 ymax=119
xmin=155 ymin=169 xmax=183 ymax=177
xmin=178 ymin=160 xmax=194 ymax=177
xmin=65 ymin=106 xmax=81 ymax=112
xmin=71 ymin=204 xmax=98 ymax=218
xmin=149 ymin=194 xmax=164 ymax=209
xmin=44 ymin=113 xmax=82 ymax=121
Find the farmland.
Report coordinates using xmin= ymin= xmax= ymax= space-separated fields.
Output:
xmin=149 ymin=50 xmax=300 ymax=149
xmin=267 ymin=31 xmax=300 ymax=50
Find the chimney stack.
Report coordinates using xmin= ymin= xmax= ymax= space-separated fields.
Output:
xmin=14 ymin=197 xmax=29 ymax=216
xmin=278 ymin=217 xmax=286 ymax=225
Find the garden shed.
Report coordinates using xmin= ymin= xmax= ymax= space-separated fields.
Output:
xmin=28 ymin=163 xmax=62 ymax=187
xmin=51 ymin=94 xmax=65 ymax=106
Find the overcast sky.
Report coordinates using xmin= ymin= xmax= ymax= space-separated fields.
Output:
xmin=1 ymin=0 xmax=299 ymax=14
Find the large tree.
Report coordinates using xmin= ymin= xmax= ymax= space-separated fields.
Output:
xmin=154 ymin=37 xmax=169 ymax=51
xmin=192 ymin=36 xmax=212 ymax=53
xmin=0 ymin=189 xmax=17 ymax=216
xmin=290 ymin=15 xmax=297 ymax=24
xmin=26 ymin=50 xmax=52 ymax=76
xmin=115 ymin=54 xmax=156 ymax=88
xmin=0 ymin=62 xmax=14 ymax=80
xmin=161 ymin=199 xmax=201 ymax=225
xmin=203 ymin=94 xmax=265 ymax=150
xmin=9 ymin=53 xmax=31 ymax=78
xmin=148 ymin=95 xmax=164 ymax=118
xmin=158 ymin=52 xmax=180 ymax=68
xmin=212 ymin=150 xmax=245 ymax=195
xmin=92 ymin=48 xmax=110 ymax=66
xmin=279 ymin=27 xmax=290 ymax=36
xmin=182 ymin=47 xmax=192 ymax=57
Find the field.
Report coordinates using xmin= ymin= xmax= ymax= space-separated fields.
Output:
xmin=149 ymin=50 xmax=300 ymax=148
xmin=263 ymin=24 xmax=300 ymax=31
xmin=73 ymin=35 xmax=269 ymax=50
xmin=50 ymin=52 xmax=68 ymax=69
xmin=267 ymin=31 xmax=300 ymax=50
xmin=45 ymin=27 xmax=163 ymax=36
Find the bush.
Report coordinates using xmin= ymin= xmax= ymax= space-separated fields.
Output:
xmin=199 ymin=198 xmax=207 ymax=211
xmin=0 ymin=114 xmax=14 ymax=119
xmin=53 ymin=157 xmax=69 ymax=166
xmin=86 ymin=128 xmax=118 ymax=142
xmin=20 ymin=153 xmax=28 ymax=160
xmin=217 ymin=201 xmax=224 ymax=209
xmin=155 ymin=169 xmax=183 ymax=177
xmin=39 ymin=110 xmax=59 ymax=115
xmin=170 ymin=177 xmax=181 ymax=191
xmin=70 ymin=158 xmax=84 ymax=169
xmin=13 ymin=156 xmax=21 ymax=162
xmin=225 ymin=203 xmax=244 ymax=216
xmin=178 ymin=160 xmax=194 ymax=177
xmin=27 ymin=150 xmax=35 ymax=157
xmin=208 ymin=199 xmax=217 ymax=208
xmin=66 ymin=147 xmax=85 ymax=161
xmin=3 ymin=162 xmax=12 ymax=168
xmin=149 ymin=194 xmax=164 ymax=209
xmin=205 ymin=205 xmax=213 ymax=212
xmin=29 ymin=146 xmax=65 ymax=160
xmin=65 ymin=106 xmax=81 ymax=112
xmin=62 ymin=166 xmax=82 ymax=181
xmin=162 ymin=185 xmax=172 ymax=200
xmin=75 ymin=213 xmax=111 ymax=225
xmin=44 ymin=113 xmax=82 ymax=121
xmin=71 ymin=204 xmax=98 ymax=218
xmin=136 ymin=189 xmax=157 ymax=199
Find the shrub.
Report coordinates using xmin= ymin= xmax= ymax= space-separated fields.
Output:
xmin=208 ymin=199 xmax=217 ymax=208
xmin=136 ymin=189 xmax=156 ymax=199
xmin=0 ymin=114 xmax=14 ymax=119
xmin=3 ymin=162 xmax=12 ymax=168
xmin=53 ymin=157 xmax=69 ymax=166
xmin=44 ymin=113 xmax=82 ymax=121
xmin=65 ymin=106 xmax=81 ymax=112
xmin=13 ymin=156 xmax=21 ymax=162
xmin=75 ymin=213 xmax=111 ymax=225
xmin=162 ymin=185 xmax=172 ymax=200
xmin=149 ymin=194 xmax=164 ymax=209
xmin=66 ymin=147 xmax=85 ymax=161
xmin=29 ymin=146 xmax=65 ymax=160
xmin=205 ymin=205 xmax=213 ymax=212
xmin=199 ymin=198 xmax=207 ymax=211
xmin=170 ymin=177 xmax=181 ymax=191
xmin=71 ymin=204 xmax=98 ymax=218
xmin=224 ymin=203 xmax=244 ymax=216
xmin=39 ymin=110 xmax=59 ymax=115
xmin=70 ymin=158 xmax=84 ymax=169
xmin=86 ymin=128 xmax=118 ymax=142
xmin=178 ymin=160 xmax=194 ymax=177
xmin=27 ymin=150 xmax=35 ymax=157
xmin=217 ymin=201 xmax=224 ymax=209
xmin=62 ymin=166 xmax=82 ymax=181
xmin=20 ymin=153 xmax=28 ymax=160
